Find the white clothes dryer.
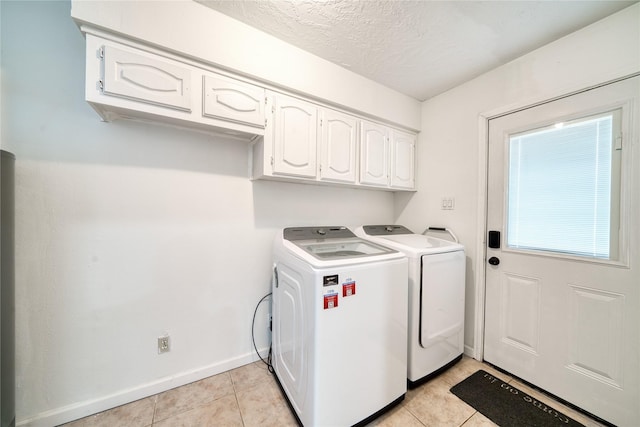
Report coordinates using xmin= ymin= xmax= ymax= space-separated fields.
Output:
xmin=354 ymin=225 xmax=465 ymax=387
xmin=272 ymin=226 xmax=408 ymax=426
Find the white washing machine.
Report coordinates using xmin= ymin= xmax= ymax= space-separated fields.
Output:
xmin=272 ymin=226 xmax=408 ymax=426
xmin=354 ymin=225 xmax=465 ymax=387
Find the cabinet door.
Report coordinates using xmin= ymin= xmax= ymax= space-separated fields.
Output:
xmin=319 ymin=109 xmax=358 ymax=183
xmin=359 ymin=121 xmax=389 ymax=186
xmin=272 ymin=94 xmax=318 ymax=178
xmin=102 ymin=45 xmax=191 ymax=111
xmin=202 ymin=73 xmax=265 ymax=128
xmin=390 ymin=130 xmax=416 ymax=189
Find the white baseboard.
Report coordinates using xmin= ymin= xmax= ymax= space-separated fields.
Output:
xmin=463 ymin=344 xmax=477 ymax=360
xmin=18 ymin=348 xmax=269 ymax=427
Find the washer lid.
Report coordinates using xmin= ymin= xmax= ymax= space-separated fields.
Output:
xmin=293 ymin=238 xmax=396 ymax=260
xmin=282 ymin=226 xmax=398 ymax=261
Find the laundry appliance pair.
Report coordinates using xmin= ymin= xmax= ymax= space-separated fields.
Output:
xmin=271 ymin=225 xmax=465 ymax=426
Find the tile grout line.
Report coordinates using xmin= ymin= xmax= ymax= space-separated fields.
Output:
xmin=406 ymin=406 xmax=428 ymax=427
xmin=234 ymin=389 xmax=247 ymax=427
xmin=149 ymin=393 xmax=159 ymax=426
xmin=458 ymin=410 xmax=479 ymax=427
xmin=229 ymin=370 xmax=248 ymax=427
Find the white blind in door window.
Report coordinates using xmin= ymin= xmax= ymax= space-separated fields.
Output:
xmin=507 ymin=112 xmax=619 ymax=259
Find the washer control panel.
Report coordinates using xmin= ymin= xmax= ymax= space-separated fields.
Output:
xmin=284 ymin=226 xmax=355 ymax=241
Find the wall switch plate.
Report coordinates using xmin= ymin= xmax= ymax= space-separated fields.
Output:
xmin=441 ymin=197 xmax=455 ymax=210
xmin=158 ymin=335 xmax=170 ymax=354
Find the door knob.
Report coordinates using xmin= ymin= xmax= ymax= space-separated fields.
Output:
xmin=488 ymin=257 xmax=500 ymax=266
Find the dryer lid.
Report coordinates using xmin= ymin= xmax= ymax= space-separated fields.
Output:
xmin=355 ymin=225 xmax=464 ymax=256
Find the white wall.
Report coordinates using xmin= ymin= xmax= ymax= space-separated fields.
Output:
xmin=0 ymin=2 xmax=401 ymax=425
xmin=396 ymin=3 xmax=640 ymax=354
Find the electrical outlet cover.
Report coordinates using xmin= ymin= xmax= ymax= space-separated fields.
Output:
xmin=158 ymin=336 xmax=170 ymax=354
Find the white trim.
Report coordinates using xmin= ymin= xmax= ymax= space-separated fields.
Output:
xmin=17 ymin=348 xmax=269 ymax=427
xmin=473 ymin=114 xmax=489 ymax=362
xmin=463 ymin=344 xmax=476 ymax=359
xmin=480 ymin=73 xmax=640 ymax=122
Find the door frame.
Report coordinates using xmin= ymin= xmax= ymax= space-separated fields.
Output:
xmin=472 ymin=72 xmax=640 ymax=361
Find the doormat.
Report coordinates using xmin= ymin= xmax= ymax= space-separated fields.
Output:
xmin=450 ymin=370 xmax=585 ymax=427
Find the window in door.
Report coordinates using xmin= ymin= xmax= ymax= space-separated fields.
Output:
xmin=506 ymin=109 xmax=622 ymax=260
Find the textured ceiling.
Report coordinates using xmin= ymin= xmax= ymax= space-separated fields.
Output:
xmin=196 ymin=0 xmax=637 ymax=101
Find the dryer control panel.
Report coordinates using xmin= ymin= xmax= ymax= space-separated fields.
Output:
xmin=362 ymin=225 xmax=414 ymax=235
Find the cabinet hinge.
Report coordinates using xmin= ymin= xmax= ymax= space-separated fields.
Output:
xmin=272 ymin=106 xmax=275 ymax=114
xmin=98 ymin=47 xmax=104 ymax=60
xmin=320 ymin=119 xmax=323 ymax=127
xmin=265 ymin=96 xmax=268 ymax=105
xmin=98 ymin=80 xmax=104 ymax=92
xmin=270 ymin=156 xmax=274 ymax=166
xmin=265 ymin=118 xmax=267 ymax=127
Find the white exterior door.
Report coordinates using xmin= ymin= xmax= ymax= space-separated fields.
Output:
xmin=272 ymin=94 xmax=318 ymax=178
xmin=484 ymin=76 xmax=639 ymax=426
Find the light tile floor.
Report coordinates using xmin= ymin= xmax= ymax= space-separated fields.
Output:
xmin=61 ymin=357 xmax=607 ymax=427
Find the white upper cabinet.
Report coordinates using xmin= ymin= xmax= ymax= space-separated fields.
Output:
xmin=270 ymin=93 xmax=318 ymax=178
xmin=84 ymin=32 xmax=265 ymax=140
xmin=390 ymin=129 xmax=416 ymax=189
xmin=319 ymin=109 xmax=358 ymax=184
xmin=202 ymin=73 xmax=265 ymax=128
xmin=359 ymin=121 xmax=390 ymax=187
xmin=81 ymin=31 xmax=416 ymax=191
xmin=102 ymin=44 xmax=192 ymax=112
xmin=358 ymin=121 xmax=417 ymax=190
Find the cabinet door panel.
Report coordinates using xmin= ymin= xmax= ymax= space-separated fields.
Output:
xmin=320 ymin=109 xmax=357 ymax=183
xmin=273 ymin=95 xmax=317 ymax=178
xmin=391 ymin=130 xmax=416 ymax=189
xmin=102 ymin=45 xmax=191 ymax=111
xmin=203 ymin=73 xmax=265 ymax=127
xmin=360 ymin=121 xmax=389 ymax=186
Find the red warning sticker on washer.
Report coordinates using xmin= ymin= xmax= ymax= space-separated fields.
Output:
xmin=324 ymin=293 xmax=338 ymax=309
xmin=342 ymin=281 xmax=356 ymax=297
